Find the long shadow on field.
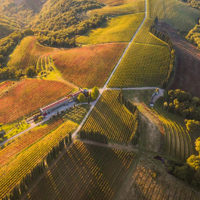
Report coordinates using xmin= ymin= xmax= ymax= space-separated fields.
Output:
xmin=86 ymin=98 xmax=134 ymax=143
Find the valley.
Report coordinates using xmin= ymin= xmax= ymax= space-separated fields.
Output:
xmin=0 ymin=0 xmax=200 ymax=199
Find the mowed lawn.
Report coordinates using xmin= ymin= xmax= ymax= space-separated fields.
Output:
xmin=89 ymin=0 xmax=145 ymax=16
xmin=148 ymin=0 xmax=200 ymax=32
xmin=7 ymin=36 xmax=55 ymax=70
xmin=108 ymin=19 xmax=170 ymax=87
xmin=76 ymin=13 xmax=145 ymax=45
xmin=0 ymin=79 xmax=73 ymax=124
xmin=52 ymin=43 xmax=127 ymax=88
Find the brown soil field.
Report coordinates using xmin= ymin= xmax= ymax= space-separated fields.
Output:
xmin=52 ymin=43 xmax=127 ymax=88
xmin=157 ymin=20 xmax=200 ymax=97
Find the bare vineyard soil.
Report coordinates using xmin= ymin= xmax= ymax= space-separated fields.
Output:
xmin=157 ymin=20 xmax=200 ymax=97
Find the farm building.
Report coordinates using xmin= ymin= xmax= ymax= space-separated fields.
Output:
xmin=40 ymin=89 xmax=88 ymax=116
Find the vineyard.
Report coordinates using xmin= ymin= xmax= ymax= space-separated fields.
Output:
xmin=123 ymin=157 xmax=199 ymax=199
xmin=148 ymin=0 xmax=200 ymax=32
xmin=0 ymin=118 xmax=63 ymax=168
xmin=0 ymin=81 xmax=14 ymax=92
xmin=23 ymin=141 xmax=135 ymax=200
xmin=7 ymin=36 xmax=55 ymax=70
xmin=89 ymin=0 xmax=145 ymax=16
xmin=154 ymin=98 xmax=194 ymax=161
xmin=81 ymin=90 xmax=138 ymax=143
xmin=0 ymin=79 xmax=73 ymax=124
xmin=76 ymin=13 xmax=145 ymax=45
xmin=52 ymin=43 xmax=127 ymax=88
xmin=108 ymin=19 xmax=170 ymax=88
xmin=0 ymin=121 xmax=77 ymax=199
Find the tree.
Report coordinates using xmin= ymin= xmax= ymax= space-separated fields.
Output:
xmin=91 ymin=86 xmax=99 ymax=100
xmin=69 ymin=133 xmax=72 ymax=143
xmin=195 ymin=137 xmax=200 ymax=155
xmin=0 ymin=123 xmax=3 ymax=131
xmin=88 ymin=96 xmax=90 ymax=105
xmin=26 ymin=66 xmax=36 ymax=77
xmin=186 ymin=120 xmax=200 ymax=132
xmin=78 ymin=93 xmax=86 ymax=103
xmin=24 ymin=29 xmax=34 ymax=36
xmin=154 ymin=16 xmax=158 ymax=25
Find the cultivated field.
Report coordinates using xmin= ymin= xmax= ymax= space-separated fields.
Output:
xmin=148 ymin=0 xmax=200 ymax=32
xmin=108 ymin=19 xmax=170 ymax=87
xmin=0 ymin=121 xmax=77 ymax=199
xmin=76 ymin=13 xmax=145 ymax=45
xmin=0 ymin=119 xmax=63 ymax=168
xmin=23 ymin=141 xmax=135 ymax=200
xmin=90 ymin=0 xmax=145 ymax=16
xmin=121 ymin=156 xmax=199 ymax=200
xmin=154 ymin=97 xmax=194 ymax=161
xmin=0 ymin=105 xmax=88 ymax=168
xmin=7 ymin=36 xmax=55 ymax=70
xmin=0 ymin=79 xmax=73 ymax=124
xmin=52 ymin=43 xmax=127 ymax=88
xmin=123 ymin=89 xmax=194 ymax=161
xmin=0 ymin=81 xmax=14 ymax=91
xmin=81 ymin=90 xmax=138 ymax=143
xmin=157 ymin=20 xmax=200 ymax=97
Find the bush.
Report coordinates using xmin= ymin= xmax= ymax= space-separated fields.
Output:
xmin=26 ymin=66 xmax=36 ymax=77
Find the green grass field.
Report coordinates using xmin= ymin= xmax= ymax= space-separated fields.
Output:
xmin=76 ymin=13 xmax=145 ymax=45
xmin=108 ymin=19 xmax=170 ymax=87
xmin=89 ymin=0 xmax=145 ymax=16
xmin=148 ymin=0 xmax=200 ymax=32
xmin=7 ymin=36 xmax=55 ymax=70
xmin=81 ymin=90 xmax=138 ymax=143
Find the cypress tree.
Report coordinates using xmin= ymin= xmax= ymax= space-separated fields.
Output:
xmin=69 ymin=133 xmax=72 ymax=143
xmin=65 ymin=136 xmax=68 ymax=146
xmin=20 ymin=179 xmax=26 ymax=194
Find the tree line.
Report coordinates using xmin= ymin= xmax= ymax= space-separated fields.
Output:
xmin=167 ymin=137 xmax=200 ymax=187
xmin=164 ymin=89 xmax=200 ymax=133
xmin=0 ymin=29 xmax=34 ymax=69
xmin=79 ymin=130 xmax=108 ymax=144
xmin=118 ymin=89 xmax=140 ymax=145
xmin=36 ymin=15 xmax=107 ymax=48
xmin=149 ymin=17 xmax=176 ymax=89
xmin=1 ymin=133 xmax=72 ymax=200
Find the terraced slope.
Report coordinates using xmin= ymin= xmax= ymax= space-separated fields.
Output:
xmin=7 ymin=36 xmax=55 ymax=70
